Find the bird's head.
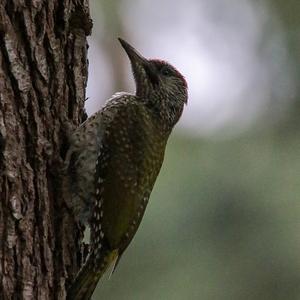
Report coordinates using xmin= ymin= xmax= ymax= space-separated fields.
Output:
xmin=119 ymin=38 xmax=188 ymax=129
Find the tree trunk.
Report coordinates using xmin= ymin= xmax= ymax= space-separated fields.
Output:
xmin=0 ymin=1 xmax=92 ymax=299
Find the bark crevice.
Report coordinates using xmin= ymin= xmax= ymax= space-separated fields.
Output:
xmin=0 ymin=1 xmax=92 ymax=299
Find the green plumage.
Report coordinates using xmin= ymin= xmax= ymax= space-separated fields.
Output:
xmin=66 ymin=38 xmax=187 ymax=300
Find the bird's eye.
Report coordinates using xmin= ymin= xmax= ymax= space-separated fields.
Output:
xmin=160 ymin=66 xmax=172 ymax=76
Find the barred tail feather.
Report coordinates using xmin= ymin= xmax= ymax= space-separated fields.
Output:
xmin=67 ymin=257 xmax=105 ymax=300
xmin=67 ymin=250 xmax=118 ymax=300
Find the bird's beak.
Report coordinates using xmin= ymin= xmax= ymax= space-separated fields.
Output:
xmin=118 ymin=38 xmax=147 ymax=67
xmin=118 ymin=38 xmax=159 ymax=87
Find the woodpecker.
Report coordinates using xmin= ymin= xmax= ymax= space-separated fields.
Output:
xmin=66 ymin=38 xmax=188 ymax=300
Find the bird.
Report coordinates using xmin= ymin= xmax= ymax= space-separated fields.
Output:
xmin=65 ymin=38 xmax=188 ymax=300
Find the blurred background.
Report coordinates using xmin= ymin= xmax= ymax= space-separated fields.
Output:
xmin=86 ymin=0 xmax=300 ymax=299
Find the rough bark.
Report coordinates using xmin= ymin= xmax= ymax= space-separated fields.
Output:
xmin=0 ymin=1 xmax=92 ymax=299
